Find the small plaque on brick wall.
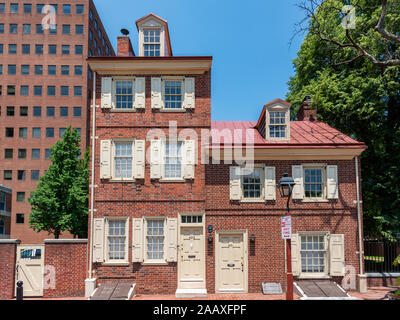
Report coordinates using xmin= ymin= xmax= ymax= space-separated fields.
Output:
xmin=262 ymin=283 xmax=283 ymax=295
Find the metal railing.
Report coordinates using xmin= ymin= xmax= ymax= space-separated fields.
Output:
xmin=364 ymin=239 xmax=400 ymax=273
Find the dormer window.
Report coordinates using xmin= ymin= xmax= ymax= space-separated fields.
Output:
xmin=269 ymin=111 xmax=287 ymax=138
xmin=143 ymin=29 xmax=161 ymax=57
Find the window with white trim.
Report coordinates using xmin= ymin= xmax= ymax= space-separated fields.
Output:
xmin=115 ymin=80 xmax=134 ymax=109
xmin=146 ymin=219 xmax=165 ymax=261
xmin=106 ymin=219 xmax=128 ymax=262
xmin=114 ymin=142 xmax=133 ymax=179
xmin=164 ymin=80 xmax=182 ymax=109
xmin=304 ymin=167 xmax=325 ymax=200
xmin=269 ymin=111 xmax=287 ymax=138
xmin=242 ymin=168 xmax=263 ymax=200
xmin=300 ymin=234 xmax=327 ymax=274
xmin=164 ymin=141 xmax=183 ymax=179
xmin=143 ymin=29 xmax=161 ymax=57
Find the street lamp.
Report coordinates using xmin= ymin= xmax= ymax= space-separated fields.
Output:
xmin=278 ymin=173 xmax=296 ymax=300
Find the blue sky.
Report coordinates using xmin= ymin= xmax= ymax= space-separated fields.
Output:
xmin=94 ymin=0 xmax=305 ymax=121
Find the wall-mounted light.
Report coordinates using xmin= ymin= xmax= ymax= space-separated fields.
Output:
xmin=250 ymin=234 xmax=256 ymax=243
xmin=208 ymin=225 xmax=213 ymax=233
xmin=208 ymin=235 xmax=213 ymax=243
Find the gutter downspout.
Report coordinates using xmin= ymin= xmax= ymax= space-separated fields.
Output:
xmin=88 ymin=72 xmax=96 ymax=279
xmin=355 ymin=156 xmax=364 ymax=275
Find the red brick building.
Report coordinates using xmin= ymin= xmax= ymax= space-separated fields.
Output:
xmin=86 ymin=14 xmax=367 ymax=297
xmin=0 ymin=0 xmax=114 ymax=243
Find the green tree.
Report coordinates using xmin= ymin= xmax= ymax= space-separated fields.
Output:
xmin=287 ymin=0 xmax=400 ymax=238
xmin=29 ymin=127 xmax=89 ymax=238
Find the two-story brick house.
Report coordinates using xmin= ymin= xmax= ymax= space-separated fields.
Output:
xmin=86 ymin=13 xmax=367 ymax=298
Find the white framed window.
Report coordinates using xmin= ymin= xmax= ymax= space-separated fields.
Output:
xmin=163 ymin=141 xmax=183 ymax=179
xmin=114 ymin=80 xmax=134 ymax=109
xmin=145 ymin=219 xmax=165 ymax=262
xmin=269 ymin=111 xmax=287 ymax=138
xmin=241 ymin=168 xmax=264 ymax=200
xmin=164 ymin=80 xmax=183 ymax=109
xmin=113 ymin=141 xmax=133 ymax=179
xmin=300 ymin=233 xmax=328 ymax=276
xmin=181 ymin=214 xmax=203 ymax=224
xmin=304 ymin=166 xmax=325 ymax=200
xmin=105 ymin=218 xmax=128 ymax=263
xmin=143 ymin=29 xmax=161 ymax=57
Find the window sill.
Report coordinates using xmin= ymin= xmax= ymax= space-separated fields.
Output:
xmin=110 ymin=109 xmax=136 ymax=113
xmin=301 ymin=199 xmax=330 ymax=203
xmin=240 ymin=199 xmax=266 ymax=203
xmin=297 ymin=275 xmax=331 ymax=280
xmin=109 ymin=179 xmax=136 ymax=183
xmin=158 ymin=109 xmax=186 ymax=113
xmin=142 ymin=261 xmax=169 ymax=266
xmin=102 ymin=262 xmax=130 ymax=267
xmin=159 ymin=178 xmax=186 ymax=183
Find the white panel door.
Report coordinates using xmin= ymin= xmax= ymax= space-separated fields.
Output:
xmin=16 ymin=245 xmax=44 ymax=297
xmin=216 ymin=233 xmax=247 ymax=293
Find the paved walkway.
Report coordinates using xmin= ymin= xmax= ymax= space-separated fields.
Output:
xmin=17 ymin=287 xmax=395 ymax=301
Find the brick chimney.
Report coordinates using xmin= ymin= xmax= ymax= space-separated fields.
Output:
xmin=297 ymin=96 xmax=317 ymax=121
xmin=117 ymin=36 xmax=135 ymax=57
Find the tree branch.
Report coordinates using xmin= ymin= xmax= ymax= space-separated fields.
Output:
xmin=374 ymin=0 xmax=400 ymax=44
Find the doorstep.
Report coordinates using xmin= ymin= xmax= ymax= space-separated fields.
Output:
xmin=175 ymin=289 xmax=207 ymax=298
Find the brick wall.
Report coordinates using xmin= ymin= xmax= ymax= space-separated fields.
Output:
xmin=43 ymin=240 xmax=88 ymax=298
xmin=0 ymin=240 xmax=19 ymax=300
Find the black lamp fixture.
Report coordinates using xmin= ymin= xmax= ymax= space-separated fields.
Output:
xmin=120 ymin=28 xmax=129 ymax=36
xmin=208 ymin=225 xmax=213 ymax=243
xmin=250 ymin=234 xmax=256 ymax=243
xmin=278 ymin=173 xmax=296 ymax=199
xmin=208 ymin=235 xmax=213 ymax=243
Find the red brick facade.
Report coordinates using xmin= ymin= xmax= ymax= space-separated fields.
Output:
xmin=43 ymin=240 xmax=88 ymax=298
xmin=0 ymin=240 xmax=19 ymax=300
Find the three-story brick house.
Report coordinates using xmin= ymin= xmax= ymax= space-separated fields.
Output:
xmin=86 ymin=13 xmax=367 ymax=297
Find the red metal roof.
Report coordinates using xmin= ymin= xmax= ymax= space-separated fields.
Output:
xmin=211 ymin=121 xmax=366 ymax=149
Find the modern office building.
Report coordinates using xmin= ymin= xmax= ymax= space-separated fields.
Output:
xmin=0 ymin=0 xmax=115 ymax=243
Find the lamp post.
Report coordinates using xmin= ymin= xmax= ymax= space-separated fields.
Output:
xmin=278 ymin=173 xmax=296 ymax=300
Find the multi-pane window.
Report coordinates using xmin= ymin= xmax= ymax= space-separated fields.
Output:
xmin=62 ymin=24 xmax=70 ymax=34
xmin=10 ymin=4 xmax=18 ymax=14
xmin=164 ymin=81 xmax=182 ymax=109
xmin=62 ymin=45 xmax=70 ymax=54
xmin=115 ymin=81 xmax=134 ymax=109
xmin=146 ymin=220 xmax=165 ymax=260
xmin=4 ymin=170 xmax=12 ymax=180
xmin=45 ymin=149 xmax=51 ymax=160
xmin=181 ymin=215 xmax=203 ymax=224
xmin=9 ymin=44 xmax=16 ymax=54
xmin=304 ymin=168 xmax=324 ymax=199
xmin=164 ymin=141 xmax=183 ymax=179
xmin=0 ymin=44 xmax=3 ymax=54
xmin=33 ymin=107 xmax=41 ymax=117
xmin=75 ymin=45 xmax=83 ymax=55
xmin=5 ymin=149 xmax=13 ymax=159
xmin=61 ymin=86 xmax=69 ymax=96
xmin=76 ymin=4 xmax=84 ymax=14
xmin=114 ymin=142 xmax=132 ymax=179
xmin=300 ymin=235 xmax=326 ymax=274
xmin=0 ymin=24 xmax=4 ymax=33
xmin=16 ymin=214 xmax=25 ymax=224
xmin=76 ymin=25 xmax=83 ymax=35
xmin=49 ymin=25 xmax=57 ymax=34
xmin=0 ymin=4 xmax=4 ymax=13
xmin=35 ymin=44 xmax=43 ymax=54
xmin=35 ymin=65 xmax=43 ymax=75
xmin=48 ymin=65 xmax=56 ymax=75
xmin=8 ymin=65 xmax=16 ymax=75
xmin=32 ymin=128 xmax=41 ymax=138
xmin=21 ymin=65 xmax=29 ymax=75
xmin=22 ymin=44 xmax=30 ymax=54
xmin=36 ymin=24 xmax=43 ymax=34
xmin=59 ymin=128 xmax=66 ymax=138
xmin=107 ymin=220 xmax=126 ymax=261
xmin=32 ymin=149 xmax=40 ymax=160
xmin=18 ymin=149 xmax=27 ymax=159
xmin=20 ymin=107 xmax=28 ymax=116
xmin=37 ymin=4 xmax=44 ymax=13
xmin=48 ymin=45 xmax=57 ymax=54
xmin=34 ymin=86 xmax=42 ymax=96
xmin=269 ymin=111 xmax=287 ymax=138
xmin=46 ymin=106 xmax=55 ymax=117
xmin=31 ymin=170 xmax=40 ymax=181
xmin=19 ymin=128 xmax=27 ymax=138
xmin=17 ymin=171 xmax=26 ymax=181
xmin=242 ymin=168 xmax=262 ymax=199
xmin=47 ymin=86 xmax=56 ymax=96
xmin=7 ymin=85 xmax=16 ymax=95
xmin=60 ymin=107 xmax=68 ymax=117
xmin=6 ymin=107 xmax=14 ymax=116
xmin=143 ymin=29 xmax=161 ymax=57
xmin=23 ymin=24 xmax=31 ymax=34
xmin=20 ymin=86 xmax=29 ymax=96
xmin=73 ymin=107 xmax=82 ymax=117
xmin=10 ymin=24 xmax=17 ymax=34
xmin=61 ymin=65 xmax=69 ymax=75
xmin=23 ymin=4 xmax=31 ymax=14
xmin=5 ymin=128 xmax=14 ymax=137
xmin=63 ymin=4 xmax=71 ymax=14
xmin=74 ymin=65 xmax=82 ymax=75
xmin=17 ymin=192 xmax=25 ymax=202
xmin=74 ymin=86 xmax=82 ymax=96
xmin=46 ymin=128 xmax=55 ymax=138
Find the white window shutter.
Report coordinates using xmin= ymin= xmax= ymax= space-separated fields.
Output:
xmin=132 ymin=218 xmax=144 ymax=263
xmin=166 ymin=218 xmax=178 ymax=262
xmin=292 ymin=165 xmax=304 ymax=200
xmin=134 ymin=140 xmax=145 ymax=179
xmin=183 ymin=140 xmax=195 ymax=179
xmin=150 ymin=140 xmax=162 ymax=179
xmin=329 ymin=234 xmax=345 ymax=276
xmin=135 ymin=77 xmax=146 ymax=109
xmin=101 ymin=77 xmax=112 ymax=109
xmin=184 ymin=77 xmax=195 ymax=109
xmin=100 ymin=140 xmax=112 ymax=179
xmin=265 ymin=166 xmax=276 ymax=200
xmin=230 ymin=166 xmax=241 ymax=201
xmin=327 ymin=165 xmax=339 ymax=199
xmin=291 ymin=233 xmax=300 ymax=276
xmin=93 ymin=218 xmax=104 ymax=263
xmin=151 ymin=77 xmax=162 ymax=109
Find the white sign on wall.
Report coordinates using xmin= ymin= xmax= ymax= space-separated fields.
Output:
xmin=281 ymin=216 xmax=292 ymax=240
